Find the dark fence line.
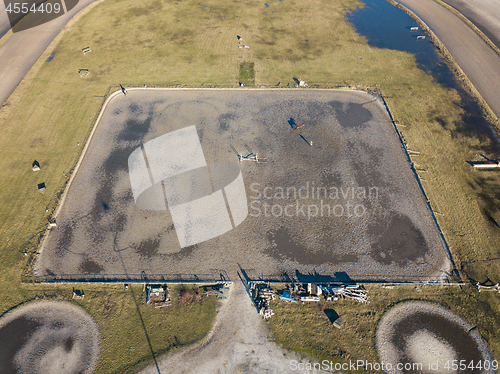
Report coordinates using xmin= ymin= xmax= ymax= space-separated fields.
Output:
xmin=37 ymin=271 xmax=229 ymax=284
xmin=376 ymin=90 xmax=457 ymax=279
xmin=238 ymin=270 xmax=455 ymax=285
xmin=32 ymin=271 xmax=455 ymax=285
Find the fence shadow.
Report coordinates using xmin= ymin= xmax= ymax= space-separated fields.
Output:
xmin=38 ymin=271 xmax=230 ymax=284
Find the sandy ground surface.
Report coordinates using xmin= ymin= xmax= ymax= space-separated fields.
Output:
xmin=138 ymin=281 xmax=326 ymax=374
xmin=0 ymin=0 xmax=96 ymax=106
xmin=376 ymin=301 xmax=495 ymax=374
xmin=396 ymin=0 xmax=500 ymax=121
xmin=440 ymin=0 xmax=500 ymax=50
xmin=35 ymin=89 xmax=449 ymax=283
xmin=0 ymin=300 xmax=100 ymax=374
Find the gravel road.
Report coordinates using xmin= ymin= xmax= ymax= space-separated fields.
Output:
xmin=440 ymin=0 xmax=500 ymax=50
xmin=396 ymin=0 xmax=500 ymax=121
xmin=138 ymin=281 xmax=325 ymax=374
xmin=0 ymin=0 xmax=96 ymax=106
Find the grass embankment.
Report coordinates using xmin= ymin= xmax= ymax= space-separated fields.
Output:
xmin=0 ymin=0 xmax=499 ymax=370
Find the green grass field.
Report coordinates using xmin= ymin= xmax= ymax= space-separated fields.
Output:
xmin=239 ymin=61 xmax=255 ymax=86
xmin=0 ymin=0 xmax=499 ymax=370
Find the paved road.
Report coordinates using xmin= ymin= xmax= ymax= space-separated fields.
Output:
xmin=441 ymin=0 xmax=500 ymax=50
xmin=0 ymin=1 xmax=11 ymax=38
xmin=0 ymin=0 xmax=49 ymax=39
xmin=396 ymin=0 xmax=500 ymax=121
xmin=0 ymin=0 xmax=95 ymax=106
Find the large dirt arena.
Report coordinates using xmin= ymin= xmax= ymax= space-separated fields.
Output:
xmin=35 ymin=89 xmax=449 ymax=282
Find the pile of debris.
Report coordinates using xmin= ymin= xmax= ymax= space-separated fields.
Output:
xmin=278 ymin=283 xmax=320 ymax=303
xmin=320 ymin=284 xmax=369 ymax=303
xmin=476 ymin=282 xmax=500 ymax=293
xmin=278 ymin=283 xmax=369 ymax=304
xmin=146 ymin=285 xmax=171 ymax=308
xmin=203 ymin=284 xmax=230 ymax=298
xmin=250 ymin=283 xmax=275 ymax=319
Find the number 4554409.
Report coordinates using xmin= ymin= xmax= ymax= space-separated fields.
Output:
xmin=444 ymin=360 xmax=498 ymax=371
xmin=6 ymin=2 xmax=62 ymax=14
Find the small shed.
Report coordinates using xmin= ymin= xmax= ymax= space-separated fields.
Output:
xmin=32 ymin=160 xmax=40 ymax=171
xmin=470 ymin=160 xmax=500 ymax=169
xmin=37 ymin=182 xmax=46 ymax=194
xmin=147 ymin=285 xmax=166 ymax=303
xmin=308 ymin=283 xmax=322 ymax=296
xmin=324 ymin=309 xmax=343 ymax=328
xmin=72 ymin=288 xmax=85 ymax=300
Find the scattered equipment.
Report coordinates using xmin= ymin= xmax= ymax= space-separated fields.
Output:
xmin=120 ymin=84 xmax=127 ymax=96
xmin=230 ymin=144 xmax=267 ymax=163
xmin=250 ymin=283 xmax=275 ymax=319
xmin=78 ymin=69 xmax=89 ymax=77
xmin=469 ymin=154 xmax=500 ymax=169
xmin=299 ymin=134 xmax=313 ymax=146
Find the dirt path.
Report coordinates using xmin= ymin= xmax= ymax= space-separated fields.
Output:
xmin=396 ymin=0 xmax=500 ymax=121
xmin=137 ymin=280 xmax=323 ymax=374
xmin=0 ymin=0 xmax=96 ymax=106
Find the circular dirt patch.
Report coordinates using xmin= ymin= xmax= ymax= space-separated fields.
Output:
xmin=0 ymin=300 xmax=100 ymax=374
xmin=376 ymin=301 xmax=495 ymax=374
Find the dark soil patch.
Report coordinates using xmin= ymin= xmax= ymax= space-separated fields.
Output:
xmin=329 ymin=101 xmax=372 ymax=127
xmin=79 ymin=258 xmax=104 ymax=274
xmin=218 ymin=113 xmax=235 ymax=131
xmin=64 ymin=337 xmax=74 ymax=353
xmin=266 ymin=227 xmax=359 ymax=265
xmin=369 ymin=213 xmax=428 ymax=265
xmin=135 ymin=238 xmax=160 ymax=258
xmin=0 ymin=317 xmax=41 ymax=374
